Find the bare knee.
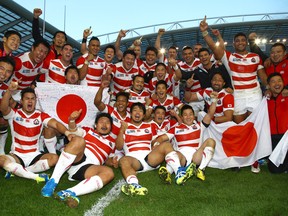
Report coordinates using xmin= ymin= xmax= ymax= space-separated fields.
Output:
xmin=65 ymin=136 xmax=85 ymax=154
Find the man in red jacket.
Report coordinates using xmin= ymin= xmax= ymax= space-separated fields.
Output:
xmin=266 ymin=72 xmax=288 ymax=173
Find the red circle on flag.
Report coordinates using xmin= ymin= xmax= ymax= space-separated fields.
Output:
xmin=221 ymin=122 xmax=258 ymax=157
xmin=56 ymin=94 xmax=87 ymax=124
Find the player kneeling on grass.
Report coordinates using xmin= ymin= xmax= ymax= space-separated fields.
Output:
xmin=41 ymin=110 xmax=116 ymax=208
xmin=152 ymin=97 xmax=216 ymax=183
xmin=0 ymin=82 xmax=70 ymax=183
xmin=116 ymin=102 xmax=190 ymax=196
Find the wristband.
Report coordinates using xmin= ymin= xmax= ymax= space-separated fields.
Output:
xmin=202 ymin=31 xmax=209 ymax=37
xmin=82 ymin=38 xmax=87 ymax=43
xmin=84 ymin=60 xmax=89 ymax=65
xmin=173 ymin=65 xmax=179 ymax=71
xmin=69 ymin=119 xmax=75 ymax=123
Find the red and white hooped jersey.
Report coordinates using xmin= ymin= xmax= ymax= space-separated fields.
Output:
xmin=4 ymin=108 xmax=51 ymax=154
xmin=103 ymin=105 xmax=130 ymax=140
xmin=197 ymin=88 xmax=234 ymax=117
xmin=150 ymin=119 xmax=178 ymax=140
xmin=148 ymin=73 xmax=175 ymax=94
xmin=166 ymin=121 xmax=202 ymax=150
xmin=111 ymin=62 xmax=139 ymax=96
xmin=138 ymin=60 xmax=157 ymax=77
xmin=179 ymin=59 xmax=201 ymax=92
xmin=221 ymin=51 xmax=263 ymax=91
xmin=12 ymin=52 xmax=47 ymax=90
xmin=80 ymin=126 xmax=115 ymax=165
xmin=76 ymin=54 xmax=107 ymax=87
xmin=123 ymin=122 xmax=154 ymax=154
xmin=45 ymin=59 xmax=70 ymax=84
xmin=149 ymin=95 xmax=183 ymax=118
xmin=125 ymin=88 xmax=150 ymax=111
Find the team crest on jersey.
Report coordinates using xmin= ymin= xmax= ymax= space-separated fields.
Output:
xmin=109 ymin=141 xmax=113 ymax=147
xmin=251 ymin=58 xmax=256 ymax=63
xmin=167 ymin=106 xmax=172 ymax=110
xmin=100 ymin=63 xmax=104 ymax=67
xmin=192 ymin=125 xmax=197 ymax=129
xmin=165 ymin=126 xmax=169 ymax=131
xmin=144 ymin=129 xmax=149 ymax=133
xmin=33 ymin=119 xmax=40 ymax=125
xmin=217 ymin=100 xmax=221 ymax=105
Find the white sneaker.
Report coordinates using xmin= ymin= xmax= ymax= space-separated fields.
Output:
xmin=251 ymin=161 xmax=260 ymax=173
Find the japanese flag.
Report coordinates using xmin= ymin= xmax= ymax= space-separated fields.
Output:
xmin=35 ymin=82 xmax=110 ymax=128
xmin=269 ymin=130 xmax=288 ymax=167
xmin=200 ymin=97 xmax=272 ymax=169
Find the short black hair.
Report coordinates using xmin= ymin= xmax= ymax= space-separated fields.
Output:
xmin=95 ymin=112 xmax=113 ymax=126
xmin=53 ymin=31 xmax=67 ymax=42
xmin=0 ymin=56 xmax=16 ymax=71
xmin=132 ymin=74 xmax=144 ymax=82
xmin=61 ymin=43 xmax=73 ymax=50
xmin=180 ymin=104 xmax=194 ymax=116
xmin=198 ymin=47 xmax=211 ymax=56
xmin=156 ymin=80 xmax=168 ymax=89
xmin=64 ymin=65 xmax=79 ymax=76
xmin=130 ymin=102 xmax=146 ymax=115
xmin=145 ymin=46 xmax=158 ymax=56
xmin=267 ymin=72 xmax=283 ymax=84
xmin=104 ymin=44 xmax=116 ymax=53
xmin=168 ymin=46 xmax=178 ymax=51
xmin=154 ymin=105 xmax=166 ymax=113
xmin=89 ymin=36 xmax=100 ymax=45
xmin=20 ymin=87 xmax=36 ymax=100
xmin=233 ymin=32 xmax=247 ymax=42
xmin=32 ymin=39 xmax=50 ymax=53
xmin=116 ymin=91 xmax=129 ymax=101
xmin=123 ymin=49 xmax=136 ymax=59
xmin=270 ymin=42 xmax=286 ymax=52
xmin=155 ymin=62 xmax=166 ymax=71
xmin=4 ymin=30 xmax=22 ymax=40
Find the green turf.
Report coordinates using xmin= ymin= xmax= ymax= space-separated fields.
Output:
xmin=1 ymin=163 xmax=287 ymax=216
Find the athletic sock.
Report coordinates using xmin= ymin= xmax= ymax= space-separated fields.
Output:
xmin=68 ymin=175 xmax=104 ymax=196
xmin=26 ymin=159 xmax=50 ymax=173
xmin=165 ymin=151 xmax=181 ymax=173
xmin=199 ymin=146 xmax=214 ymax=170
xmin=51 ymin=151 xmax=76 ymax=183
xmin=44 ymin=137 xmax=57 ymax=154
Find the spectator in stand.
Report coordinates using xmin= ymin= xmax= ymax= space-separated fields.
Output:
xmin=0 ymin=30 xmax=21 ymax=57
xmin=266 ymin=73 xmax=288 ymax=173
